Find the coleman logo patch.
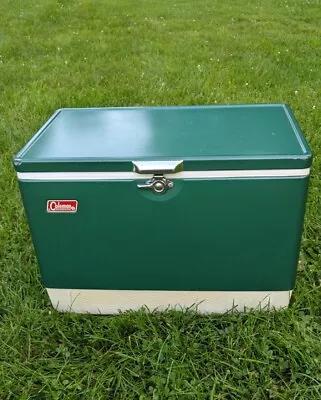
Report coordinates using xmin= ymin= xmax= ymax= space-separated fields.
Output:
xmin=47 ymin=200 xmax=78 ymax=213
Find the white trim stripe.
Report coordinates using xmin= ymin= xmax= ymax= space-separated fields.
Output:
xmin=17 ymin=168 xmax=310 ymax=181
xmin=46 ymin=288 xmax=292 ymax=314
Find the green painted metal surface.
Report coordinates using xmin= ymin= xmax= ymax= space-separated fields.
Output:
xmin=14 ymin=104 xmax=312 ymax=172
xmin=18 ymin=175 xmax=309 ymax=291
xmin=14 ymin=105 xmax=312 ymax=293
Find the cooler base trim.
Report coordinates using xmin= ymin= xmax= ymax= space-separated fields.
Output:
xmin=46 ymin=288 xmax=293 ymax=314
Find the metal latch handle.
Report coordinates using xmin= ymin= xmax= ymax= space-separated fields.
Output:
xmin=133 ymin=160 xmax=183 ymax=174
xmin=133 ymin=161 xmax=182 ymax=195
xmin=137 ymin=175 xmax=174 ymax=195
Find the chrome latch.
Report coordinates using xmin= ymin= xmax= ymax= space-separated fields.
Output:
xmin=133 ymin=161 xmax=182 ymax=195
xmin=137 ymin=174 xmax=174 ymax=195
xmin=132 ymin=160 xmax=183 ymax=174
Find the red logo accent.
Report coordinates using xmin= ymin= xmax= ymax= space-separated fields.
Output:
xmin=47 ymin=200 xmax=78 ymax=213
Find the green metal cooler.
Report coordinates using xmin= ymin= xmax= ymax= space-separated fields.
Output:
xmin=13 ymin=105 xmax=312 ymax=313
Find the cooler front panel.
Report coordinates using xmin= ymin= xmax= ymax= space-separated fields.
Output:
xmin=18 ymin=175 xmax=309 ymax=292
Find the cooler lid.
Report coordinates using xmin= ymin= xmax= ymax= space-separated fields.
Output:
xmin=13 ymin=104 xmax=312 ymax=173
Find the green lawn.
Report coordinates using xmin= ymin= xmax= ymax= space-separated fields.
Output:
xmin=1 ymin=0 xmax=321 ymax=398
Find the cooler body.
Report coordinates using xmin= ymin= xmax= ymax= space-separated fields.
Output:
xmin=13 ymin=105 xmax=312 ymax=313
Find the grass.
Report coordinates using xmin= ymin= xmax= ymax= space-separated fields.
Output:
xmin=1 ymin=0 xmax=321 ymax=398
